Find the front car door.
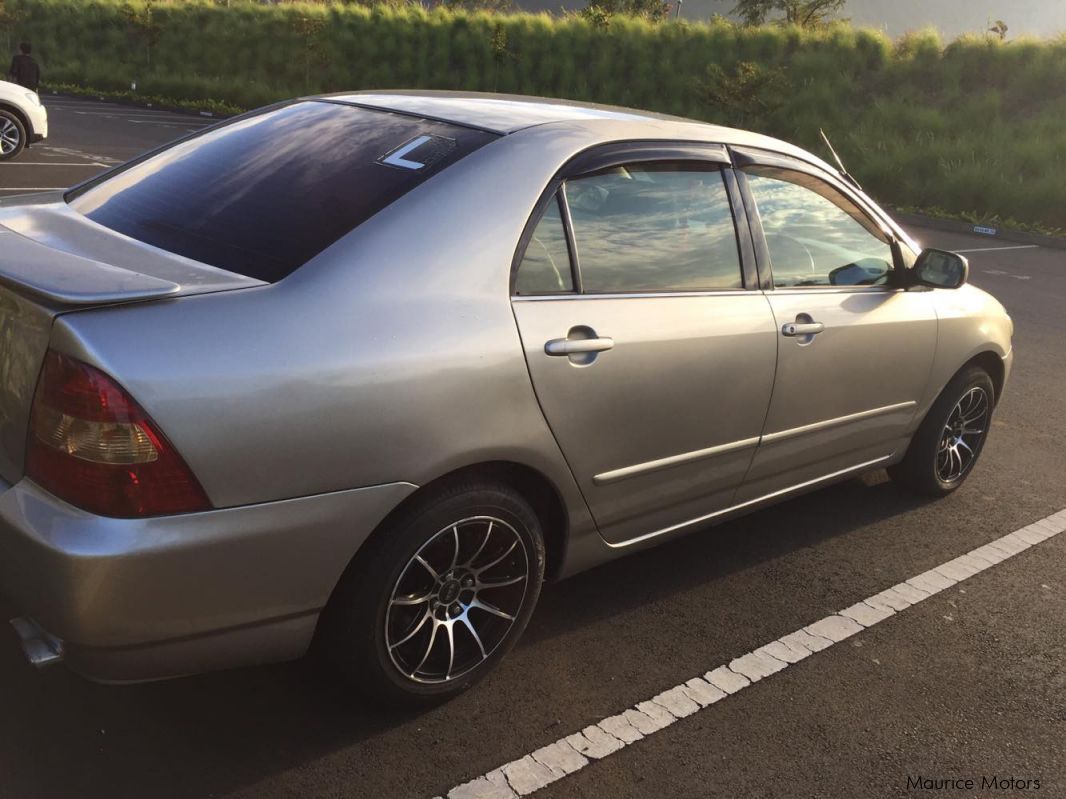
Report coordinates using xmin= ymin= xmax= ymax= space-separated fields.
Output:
xmin=732 ymin=147 xmax=938 ymax=502
xmin=511 ymin=145 xmax=778 ymax=545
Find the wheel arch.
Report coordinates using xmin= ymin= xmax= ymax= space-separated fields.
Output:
xmin=352 ymin=460 xmax=571 ymax=585
xmin=0 ymin=102 xmax=32 ymax=138
xmin=967 ymin=350 xmax=1005 ymax=405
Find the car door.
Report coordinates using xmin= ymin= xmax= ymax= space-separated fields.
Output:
xmin=732 ymin=148 xmax=938 ymax=502
xmin=511 ymin=145 xmax=778 ymax=545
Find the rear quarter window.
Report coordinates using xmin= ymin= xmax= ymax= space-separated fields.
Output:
xmin=67 ymin=101 xmax=498 ymax=282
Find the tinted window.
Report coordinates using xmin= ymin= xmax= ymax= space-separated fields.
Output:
xmin=515 ymin=195 xmax=574 ymax=295
xmin=745 ymin=168 xmax=894 ymax=288
xmin=565 ymin=163 xmax=742 ymax=293
xmin=68 ymin=102 xmax=497 ymax=282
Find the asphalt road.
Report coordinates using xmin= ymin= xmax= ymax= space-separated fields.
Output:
xmin=0 ymin=97 xmax=1063 ymax=799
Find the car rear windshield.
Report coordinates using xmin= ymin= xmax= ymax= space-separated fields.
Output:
xmin=67 ymin=101 xmax=498 ymax=282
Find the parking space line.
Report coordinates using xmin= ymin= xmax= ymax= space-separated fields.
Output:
xmin=441 ymin=509 xmax=1066 ymax=799
xmin=0 ymin=162 xmax=107 ymax=167
xmin=955 ymin=245 xmax=1040 ymax=253
xmin=0 ymin=187 xmax=66 ymax=192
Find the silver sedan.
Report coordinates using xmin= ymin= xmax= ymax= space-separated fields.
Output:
xmin=0 ymin=92 xmax=1012 ymax=706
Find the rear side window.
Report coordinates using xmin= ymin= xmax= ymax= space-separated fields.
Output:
xmin=67 ymin=102 xmax=497 ymax=282
xmin=564 ymin=163 xmax=742 ymax=293
xmin=514 ymin=195 xmax=574 ymax=295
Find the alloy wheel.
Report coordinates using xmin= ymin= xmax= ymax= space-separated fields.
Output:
xmin=385 ymin=515 xmax=529 ymax=684
xmin=0 ymin=118 xmax=21 ymax=156
xmin=936 ymin=386 xmax=990 ymax=484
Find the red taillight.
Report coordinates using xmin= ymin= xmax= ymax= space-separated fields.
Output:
xmin=25 ymin=351 xmax=211 ymax=518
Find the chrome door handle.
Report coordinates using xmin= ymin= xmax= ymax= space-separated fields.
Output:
xmin=545 ymin=337 xmax=615 ymax=356
xmin=781 ymin=322 xmax=825 ymax=337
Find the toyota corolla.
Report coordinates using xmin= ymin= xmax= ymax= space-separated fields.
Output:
xmin=0 ymin=92 xmax=1012 ymax=706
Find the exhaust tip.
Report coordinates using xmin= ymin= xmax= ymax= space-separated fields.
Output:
xmin=10 ymin=617 xmax=63 ymax=668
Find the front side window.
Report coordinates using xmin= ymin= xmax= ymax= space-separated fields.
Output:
xmin=514 ymin=195 xmax=574 ymax=295
xmin=563 ymin=163 xmax=742 ymax=293
xmin=744 ymin=168 xmax=894 ymax=288
xmin=68 ymin=101 xmax=497 ymax=282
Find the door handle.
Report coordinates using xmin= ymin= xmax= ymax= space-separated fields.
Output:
xmin=545 ymin=337 xmax=615 ymax=355
xmin=781 ymin=322 xmax=825 ymax=337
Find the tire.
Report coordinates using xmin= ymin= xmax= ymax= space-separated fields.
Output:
xmin=889 ymin=365 xmax=995 ymax=497
xmin=317 ymin=480 xmax=546 ymax=708
xmin=0 ymin=110 xmax=27 ymax=161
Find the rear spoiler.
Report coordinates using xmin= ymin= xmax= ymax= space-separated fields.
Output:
xmin=0 ymin=226 xmax=181 ymax=306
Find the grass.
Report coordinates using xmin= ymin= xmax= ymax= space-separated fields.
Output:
xmin=9 ymin=0 xmax=1066 ymax=229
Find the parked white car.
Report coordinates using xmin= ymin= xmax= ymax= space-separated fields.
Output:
xmin=0 ymin=79 xmax=47 ymax=161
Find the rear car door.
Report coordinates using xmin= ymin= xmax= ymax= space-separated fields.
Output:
xmin=511 ymin=145 xmax=778 ymax=545
xmin=732 ymin=148 xmax=938 ymax=502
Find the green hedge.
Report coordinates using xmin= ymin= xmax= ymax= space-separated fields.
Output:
xmin=7 ymin=0 xmax=1066 ymax=229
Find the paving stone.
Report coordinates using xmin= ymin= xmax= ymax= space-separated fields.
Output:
xmin=955 ymin=553 xmax=992 ymax=572
xmin=448 ymin=772 xmax=516 ymax=799
xmin=805 ymin=614 xmax=862 ymax=643
xmin=982 ymin=540 xmax=1016 ymax=559
xmin=635 ymin=700 xmax=677 ymax=729
xmin=891 ymin=582 xmax=931 ymax=602
xmin=969 ymin=544 xmax=1008 ymax=564
xmin=780 ymin=629 xmax=833 ymax=654
xmin=501 ymin=756 xmax=558 ymax=796
xmin=681 ymin=677 xmax=726 ymax=707
xmin=1000 ymin=532 xmax=1033 ymax=552
xmin=871 ymin=588 xmax=912 ymax=611
xmin=598 ymin=714 xmax=643 ymax=744
xmin=962 ymin=548 xmax=999 ymax=567
xmin=934 ymin=560 xmax=979 ymax=582
xmin=1015 ymin=525 xmax=1051 ymax=544
xmin=909 ymin=569 xmax=956 ymax=593
xmin=566 ymin=727 xmax=623 ymax=760
xmin=756 ymin=640 xmax=807 ymax=664
xmin=1031 ymin=517 xmax=1064 ymax=534
xmin=705 ymin=665 xmax=751 ymax=694
xmin=990 ymin=534 xmax=1028 ymax=555
xmin=840 ymin=601 xmax=893 ymax=627
xmin=622 ymin=708 xmax=663 ymax=736
xmin=531 ymin=740 xmax=587 ymax=778
xmin=728 ymin=651 xmax=783 ymax=682
xmin=651 ymin=686 xmax=700 ymax=718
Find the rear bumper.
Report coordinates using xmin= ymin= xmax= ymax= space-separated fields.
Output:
xmin=0 ymin=478 xmax=416 ymax=682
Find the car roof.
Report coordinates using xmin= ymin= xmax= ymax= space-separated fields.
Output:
xmin=323 ymin=90 xmax=834 ymax=170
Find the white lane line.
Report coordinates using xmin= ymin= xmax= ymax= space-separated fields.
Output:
xmin=0 ymin=187 xmax=66 ymax=192
xmin=955 ymin=244 xmax=1040 ymax=253
xmin=441 ymin=509 xmax=1066 ymax=799
xmin=0 ymin=162 xmax=107 ymax=167
xmin=126 ymin=120 xmax=206 ymax=127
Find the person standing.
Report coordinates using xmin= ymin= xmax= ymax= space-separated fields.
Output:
xmin=7 ymin=42 xmax=41 ymax=92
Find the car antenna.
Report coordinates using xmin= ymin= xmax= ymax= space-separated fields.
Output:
xmin=819 ymin=129 xmax=863 ymax=192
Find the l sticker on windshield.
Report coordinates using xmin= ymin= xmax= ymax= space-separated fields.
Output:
xmin=378 ymin=135 xmax=457 ymax=171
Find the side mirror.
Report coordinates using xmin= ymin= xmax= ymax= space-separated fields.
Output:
xmin=912 ymin=248 xmax=969 ymax=289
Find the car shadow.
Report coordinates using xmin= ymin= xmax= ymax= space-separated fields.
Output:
xmin=524 ymin=473 xmax=935 ymax=646
xmin=0 ymin=473 xmax=933 ymax=799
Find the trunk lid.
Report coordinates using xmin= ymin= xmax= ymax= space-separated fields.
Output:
xmin=0 ymin=196 xmax=264 ymax=484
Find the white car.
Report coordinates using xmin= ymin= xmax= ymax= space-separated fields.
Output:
xmin=0 ymin=79 xmax=48 ymax=161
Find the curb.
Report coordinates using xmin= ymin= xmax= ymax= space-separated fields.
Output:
xmin=889 ymin=208 xmax=1066 ymax=251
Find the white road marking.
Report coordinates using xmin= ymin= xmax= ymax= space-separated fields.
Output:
xmin=38 ymin=146 xmax=120 ymax=164
xmin=442 ymin=509 xmax=1066 ymax=799
xmin=955 ymin=244 xmax=1040 ymax=253
xmin=983 ymin=268 xmax=1032 ymax=281
xmin=0 ymin=162 xmax=107 ymax=167
xmin=0 ymin=187 xmax=66 ymax=192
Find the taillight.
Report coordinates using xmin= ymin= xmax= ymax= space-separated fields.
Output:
xmin=25 ymin=351 xmax=211 ymax=518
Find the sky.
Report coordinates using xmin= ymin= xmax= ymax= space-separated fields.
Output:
xmin=517 ymin=0 xmax=1066 ymax=39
